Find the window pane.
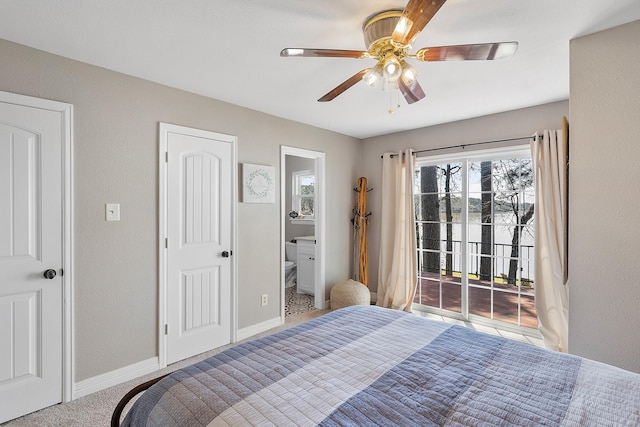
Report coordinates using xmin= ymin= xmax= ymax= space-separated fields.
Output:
xmin=417 ymin=165 xmax=439 ymax=194
xmin=520 ymin=225 xmax=534 ymax=247
xmin=522 ymin=191 xmax=535 ymax=215
xmin=520 ymin=159 xmax=534 ymax=191
xmin=436 ymin=163 xmax=463 ymax=193
xmin=292 ymin=171 xmax=315 ymax=215
xmin=469 ymin=161 xmax=493 ymax=193
xmin=439 ymin=223 xmax=462 ymax=251
xmin=414 ymin=277 xmax=441 ymax=307
xmin=420 ymin=250 xmax=441 ymax=275
xmin=438 ymin=193 xmax=463 ymax=220
xmin=299 ymin=175 xmax=314 ymax=190
xmin=441 ymin=282 xmax=461 ymax=313
xmin=472 ymin=255 xmax=493 ymax=284
xmin=492 ymin=289 xmax=521 ymax=326
xmin=495 ymin=224 xmax=515 ymax=246
xmin=494 ymin=256 xmax=511 ymax=282
xmin=520 ymin=294 xmax=537 ymax=328
xmin=300 ymin=197 xmax=314 ymax=215
xmin=469 ymin=285 xmax=492 ymax=318
xmin=468 ymin=163 xmax=482 ymax=191
xmin=468 ymin=192 xmax=481 ymax=216
xmin=441 ymin=251 xmax=461 ymax=278
xmin=417 ymin=222 xmax=441 ymax=254
xmin=493 ymin=159 xmax=523 ymax=191
xmin=418 ymin=194 xmax=440 ymax=221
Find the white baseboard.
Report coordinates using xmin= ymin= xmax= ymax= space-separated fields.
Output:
xmin=73 ymin=357 xmax=160 ymax=400
xmin=72 ymin=309 xmax=328 ymax=400
xmin=236 ymin=316 xmax=283 ymax=342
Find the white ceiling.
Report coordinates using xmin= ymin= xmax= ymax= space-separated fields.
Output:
xmin=2 ymin=1 xmax=640 ymax=139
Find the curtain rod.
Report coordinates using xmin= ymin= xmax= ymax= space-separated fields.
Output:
xmin=383 ymin=135 xmax=540 ymax=158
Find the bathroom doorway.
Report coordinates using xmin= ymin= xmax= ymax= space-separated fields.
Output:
xmin=280 ymin=146 xmax=325 ymax=320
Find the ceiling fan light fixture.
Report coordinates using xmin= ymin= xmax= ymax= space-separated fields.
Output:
xmin=383 ymin=75 xmax=400 ymax=92
xmin=280 ymin=2 xmax=518 ymax=106
xmin=400 ymin=61 xmax=418 ymax=84
xmin=391 ymin=16 xmax=413 ymax=43
xmin=363 ymin=65 xmax=383 ymax=87
xmin=363 ymin=9 xmax=404 ymax=49
xmin=383 ymin=56 xmax=402 ymax=81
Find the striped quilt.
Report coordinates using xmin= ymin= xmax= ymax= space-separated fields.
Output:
xmin=122 ymin=305 xmax=640 ymax=426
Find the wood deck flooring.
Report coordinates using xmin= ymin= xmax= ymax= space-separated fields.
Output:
xmin=413 ymin=275 xmax=538 ymax=329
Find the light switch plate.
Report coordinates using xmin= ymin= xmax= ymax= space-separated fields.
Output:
xmin=105 ymin=203 xmax=120 ymax=221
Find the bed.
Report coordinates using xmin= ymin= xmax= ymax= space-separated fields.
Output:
xmin=113 ymin=305 xmax=640 ymax=426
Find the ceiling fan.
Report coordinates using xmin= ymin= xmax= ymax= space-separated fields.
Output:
xmin=280 ymin=0 xmax=518 ymax=107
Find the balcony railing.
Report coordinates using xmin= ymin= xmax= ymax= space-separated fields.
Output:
xmin=415 ymin=238 xmax=537 ymax=328
xmin=417 ymin=238 xmax=534 ymax=286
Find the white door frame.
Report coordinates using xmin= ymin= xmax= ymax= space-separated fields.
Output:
xmin=280 ymin=146 xmax=326 ymax=319
xmin=0 ymin=91 xmax=75 ymax=402
xmin=158 ymin=123 xmax=238 ymax=368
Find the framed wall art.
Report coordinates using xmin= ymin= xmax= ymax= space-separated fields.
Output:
xmin=243 ymin=163 xmax=275 ymax=203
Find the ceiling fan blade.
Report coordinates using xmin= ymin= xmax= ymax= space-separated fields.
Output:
xmin=415 ymin=42 xmax=519 ymax=61
xmin=392 ymin=0 xmax=447 ymax=45
xmin=398 ymin=78 xmax=426 ymax=104
xmin=280 ymin=48 xmax=368 ymax=59
xmin=318 ymin=69 xmax=371 ymax=102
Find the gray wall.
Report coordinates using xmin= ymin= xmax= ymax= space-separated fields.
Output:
xmin=0 ymin=39 xmax=360 ymax=382
xmin=360 ymin=100 xmax=569 ymax=294
xmin=569 ymin=20 xmax=640 ymax=372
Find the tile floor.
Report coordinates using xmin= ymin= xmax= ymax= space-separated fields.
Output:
xmin=284 ymin=285 xmax=315 ymax=316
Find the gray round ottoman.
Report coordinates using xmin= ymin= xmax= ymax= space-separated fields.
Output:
xmin=330 ymin=279 xmax=370 ymax=310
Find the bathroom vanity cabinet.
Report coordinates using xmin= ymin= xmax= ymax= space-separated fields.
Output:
xmin=296 ymin=238 xmax=315 ymax=295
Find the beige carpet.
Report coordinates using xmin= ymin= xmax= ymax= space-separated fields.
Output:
xmin=3 ymin=309 xmax=328 ymax=427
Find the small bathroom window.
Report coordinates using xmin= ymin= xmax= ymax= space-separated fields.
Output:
xmin=291 ymin=170 xmax=314 ymax=222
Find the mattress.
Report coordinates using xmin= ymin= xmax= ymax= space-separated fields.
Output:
xmin=121 ymin=305 xmax=640 ymax=426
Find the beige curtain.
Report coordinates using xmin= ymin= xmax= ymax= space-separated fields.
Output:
xmin=377 ymin=149 xmax=417 ymax=311
xmin=531 ymin=120 xmax=569 ymax=352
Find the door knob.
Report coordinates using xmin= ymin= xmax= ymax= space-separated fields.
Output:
xmin=221 ymin=251 xmax=230 ymax=258
xmin=43 ymin=269 xmax=57 ymax=279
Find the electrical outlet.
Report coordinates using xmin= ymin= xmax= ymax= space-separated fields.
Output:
xmin=261 ymin=294 xmax=268 ymax=306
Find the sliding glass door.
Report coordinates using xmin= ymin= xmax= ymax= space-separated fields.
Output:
xmin=413 ymin=147 xmax=537 ymax=330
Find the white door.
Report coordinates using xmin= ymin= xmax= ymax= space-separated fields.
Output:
xmin=162 ymin=124 xmax=234 ymax=365
xmin=0 ymin=97 xmax=63 ymax=422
